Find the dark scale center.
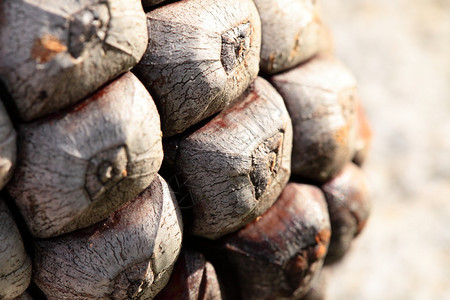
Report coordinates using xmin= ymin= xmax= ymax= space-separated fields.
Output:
xmin=97 ymin=160 xmax=114 ymax=184
xmin=68 ymin=3 xmax=110 ymax=58
xmin=85 ymin=145 xmax=128 ymax=201
xmin=250 ymin=132 xmax=284 ymax=200
xmin=221 ymin=22 xmax=251 ymax=74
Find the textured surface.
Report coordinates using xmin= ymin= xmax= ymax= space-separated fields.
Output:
xmin=174 ymin=77 xmax=292 ymax=239
xmin=155 ymin=249 xmax=222 ymax=300
xmin=253 ymin=0 xmax=326 ymax=74
xmin=216 ymin=183 xmax=330 ymax=300
xmin=320 ymin=0 xmax=450 ymax=299
xmin=33 ymin=175 xmax=183 ymax=300
xmin=8 ymin=72 xmax=163 ymax=238
xmin=321 ymin=163 xmax=370 ymax=265
xmin=134 ymin=0 xmax=261 ymax=136
xmin=0 ymin=0 xmax=148 ymax=121
xmin=271 ymin=55 xmax=357 ymax=182
xmin=0 ymin=100 xmax=16 ymax=190
xmin=0 ymin=200 xmax=32 ymax=300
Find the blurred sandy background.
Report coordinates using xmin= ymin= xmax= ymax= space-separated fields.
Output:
xmin=319 ymin=0 xmax=450 ymax=299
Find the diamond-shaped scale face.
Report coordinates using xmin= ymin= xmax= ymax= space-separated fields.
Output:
xmin=171 ymin=77 xmax=292 ymax=239
xmin=134 ymin=0 xmax=261 ymax=136
xmin=33 ymin=175 xmax=183 ymax=300
xmin=216 ymin=183 xmax=331 ymax=300
xmin=7 ymin=73 xmax=163 ymax=238
xmin=0 ymin=0 xmax=148 ymax=121
xmin=253 ymin=0 xmax=329 ymax=74
xmin=271 ymin=55 xmax=358 ymax=182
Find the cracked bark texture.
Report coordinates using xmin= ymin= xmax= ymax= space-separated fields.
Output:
xmin=270 ymin=55 xmax=357 ymax=182
xmin=33 ymin=174 xmax=183 ymax=300
xmin=155 ymin=249 xmax=222 ymax=300
xmin=352 ymin=101 xmax=372 ymax=166
xmin=171 ymin=77 xmax=292 ymax=239
xmin=134 ymin=0 xmax=261 ymax=136
xmin=7 ymin=72 xmax=163 ymax=238
xmin=0 ymin=99 xmax=16 ymax=190
xmin=215 ymin=183 xmax=330 ymax=300
xmin=321 ymin=163 xmax=370 ymax=265
xmin=253 ymin=0 xmax=328 ymax=74
xmin=0 ymin=0 xmax=148 ymax=121
xmin=0 ymin=200 xmax=32 ymax=300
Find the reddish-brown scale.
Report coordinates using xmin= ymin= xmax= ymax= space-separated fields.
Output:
xmin=321 ymin=162 xmax=370 ymax=265
xmin=155 ymin=249 xmax=223 ymax=300
xmin=214 ymin=183 xmax=330 ymax=300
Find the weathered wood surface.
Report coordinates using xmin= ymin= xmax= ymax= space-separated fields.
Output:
xmin=353 ymin=102 xmax=372 ymax=166
xmin=33 ymin=175 xmax=183 ymax=300
xmin=215 ymin=183 xmax=331 ymax=300
xmin=155 ymin=249 xmax=222 ymax=300
xmin=0 ymin=0 xmax=148 ymax=121
xmin=170 ymin=77 xmax=292 ymax=239
xmin=253 ymin=0 xmax=327 ymax=74
xmin=134 ymin=0 xmax=261 ymax=136
xmin=270 ymin=55 xmax=358 ymax=182
xmin=321 ymin=162 xmax=370 ymax=265
xmin=0 ymin=99 xmax=16 ymax=190
xmin=8 ymin=72 xmax=163 ymax=238
xmin=0 ymin=200 xmax=32 ymax=300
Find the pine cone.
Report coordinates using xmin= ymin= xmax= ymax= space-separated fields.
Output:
xmin=0 ymin=0 xmax=372 ymax=298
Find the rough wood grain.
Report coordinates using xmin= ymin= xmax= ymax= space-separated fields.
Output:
xmin=215 ymin=183 xmax=331 ymax=300
xmin=353 ymin=102 xmax=372 ymax=166
xmin=321 ymin=162 xmax=370 ymax=265
xmin=0 ymin=200 xmax=32 ymax=300
xmin=270 ymin=55 xmax=358 ymax=182
xmin=0 ymin=0 xmax=148 ymax=121
xmin=171 ymin=77 xmax=292 ymax=239
xmin=7 ymin=72 xmax=163 ymax=238
xmin=33 ymin=174 xmax=183 ymax=300
xmin=155 ymin=249 xmax=222 ymax=300
xmin=134 ymin=0 xmax=261 ymax=136
xmin=253 ymin=0 xmax=327 ymax=74
xmin=0 ymin=99 xmax=16 ymax=190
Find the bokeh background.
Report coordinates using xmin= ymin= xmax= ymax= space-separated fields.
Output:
xmin=319 ymin=0 xmax=450 ymax=299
